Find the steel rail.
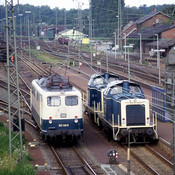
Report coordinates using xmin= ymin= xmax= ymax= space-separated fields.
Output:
xmin=145 ymin=144 xmax=173 ymax=168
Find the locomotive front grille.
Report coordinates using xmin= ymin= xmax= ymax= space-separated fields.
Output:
xmin=126 ymin=105 xmax=145 ymax=126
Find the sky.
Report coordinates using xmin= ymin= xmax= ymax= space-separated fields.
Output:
xmin=0 ymin=0 xmax=174 ymax=10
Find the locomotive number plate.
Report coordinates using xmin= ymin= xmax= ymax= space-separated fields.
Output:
xmin=58 ymin=124 xmax=69 ymax=127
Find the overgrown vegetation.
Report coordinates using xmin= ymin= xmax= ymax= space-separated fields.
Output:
xmin=0 ymin=121 xmax=35 ymax=175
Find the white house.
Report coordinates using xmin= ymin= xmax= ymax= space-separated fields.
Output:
xmin=56 ymin=29 xmax=88 ymax=40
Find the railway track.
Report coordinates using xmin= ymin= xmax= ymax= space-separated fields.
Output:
xmin=128 ymin=144 xmax=172 ymax=174
xmin=18 ymin=38 xmax=165 ymax=90
xmin=50 ymin=145 xmax=98 ymax=175
xmin=0 ymin=80 xmax=99 ymax=175
xmin=26 ymin=38 xmax=157 ymax=90
xmin=84 ymin=112 xmax=173 ymax=175
xmin=0 ymin=54 xmax=102 ymax=175
xmin=38 ymin=41 xmax=163 ymax=89
xmin=18 ymin=55 xmax=50 ymax=76
xmin=0 ymin=39 xmax=172 ymax=174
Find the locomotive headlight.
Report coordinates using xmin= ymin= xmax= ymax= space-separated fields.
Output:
xmin=122 ymin=118 xmax=126 ymax=124
xmin=49 ymin=116 xmax=52 ymax=124
xmin=146 ymin=117 xmax=150 ymax=124
xmin=74 ymin=116 xmax=78 ymax=123
xmin=74 ymin=119 xmax=78 ymax=123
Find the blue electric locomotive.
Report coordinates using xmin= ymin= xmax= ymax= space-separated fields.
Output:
xmin=86 ymin=73 xmax=158 ymax=143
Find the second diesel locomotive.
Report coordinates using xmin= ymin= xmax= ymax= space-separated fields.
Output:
xmin=31 ymin=74 xmax=83 ymax=142
xmin=86 ymin=73 xmax=158 ymax=143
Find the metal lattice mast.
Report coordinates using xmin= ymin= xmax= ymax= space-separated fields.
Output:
xmin=5 ymin=0 xmax=23 ymax=160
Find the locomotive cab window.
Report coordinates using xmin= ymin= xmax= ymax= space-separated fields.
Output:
xmin=93 ymin=77 xmax=104 ymax=85
xmin=110 ymin=86 xmax=122 ymax=95
xmin=65 ymin=96 xmax=78 ymax=106
xmin=129 ymin=86 xmax=141 ymax=94
xmin=47 ymin=96 xmax=61 ymax=106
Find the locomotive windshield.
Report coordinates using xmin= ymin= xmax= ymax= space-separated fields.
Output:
xmin=47 ymin=96 xmax=61 ymax=106
xmin=65 ymin=96 xmax=78 ymax=106
xmin=129 ymin=86 xmax=141 ymax=94
xmin=110 ymin=85 xmax=141 ymax=95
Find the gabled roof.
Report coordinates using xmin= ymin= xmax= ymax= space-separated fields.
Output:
xmin=147 ymin=38 xmax=175 ymax=48
xmin=128 ymin=24 xmax=174 ymax=39
xmin=134 ymin=11 xmax=171 ymax=24
xmin=59 ymin=29 xmax=88 ymax=37
xmin=123 ymin=11 xmax=171 ymax=33
xmin=59 ymin=29 xmax=70 ymax=34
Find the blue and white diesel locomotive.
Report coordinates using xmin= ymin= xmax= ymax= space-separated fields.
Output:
xmin=86 ymin=73 xmax=158 ymax=143
xmin=30 ymin=74 xmax=83 ymax=141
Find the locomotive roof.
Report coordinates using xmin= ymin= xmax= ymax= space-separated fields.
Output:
xmin=88 ymin=73 xmax=119 ymax=88
xmin=34 ymin=75 xmax=73 ymax=91
xmin=104 ymin=80 xmax=145 ymax=100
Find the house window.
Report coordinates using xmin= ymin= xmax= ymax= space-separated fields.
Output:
xmin=156 ymin=19 xmax=159 ymax=23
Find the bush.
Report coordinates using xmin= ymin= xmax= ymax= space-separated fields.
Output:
xmin=0 ymin=120 xmax=36 ymax=174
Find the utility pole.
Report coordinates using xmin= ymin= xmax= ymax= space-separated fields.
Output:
xmin=5 ymin=0 xmax=23 ymax=161
xmin=89 ymin=0 xmax=93 ymax=70
xmin=155 ymin=34 xmax=159 ymax=68
xmin=114 ymin=31 xmax=116 ymax=59
xmin=138 ymin=33 xmax=142 ymax=65
xmin=106 ymin=50 xmax=108 ymax=73
xmin=25 ymin=11 xmax=31 ymax=60
xmin=123 ymin=33 xmax=126 ymax=61
xmin=124 ymin=44 xmax=134 ymax=81
xmin=64 ymin=9 xmax=67 ymax=30
xmin=153 ymin=49 xmax=165 ymax=85
xmin=56 ymin=8 xmax=58 ymax=39
xmin=118 ymin=0 xmax=122 ymax=53
xmin=78 ymin=2 xmax=82 ymax=72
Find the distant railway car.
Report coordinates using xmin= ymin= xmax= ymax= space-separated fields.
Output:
xmin=86 ymin=73 xmax=158 ymax=143
xmin=58 ymin=37 xmax=69 ymax=45
xmin=31 ymin=74 xmax=83 ymax=142
xmin=0 ymin=38 xmax=7 ymax=62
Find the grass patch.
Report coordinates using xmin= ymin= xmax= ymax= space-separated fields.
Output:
xmin=32 ymin=49 xmax=63 ymax=64
xmin=75 ymin=44 xmax=96 ymax=53
xmin=24 ymin=48 xmax=64 ymax=65
xmin=0 ymin=120 xmax=36 ymax=175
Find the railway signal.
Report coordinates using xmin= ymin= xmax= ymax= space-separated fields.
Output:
xmin=108 ymin=149 xmax=118 ymax=164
